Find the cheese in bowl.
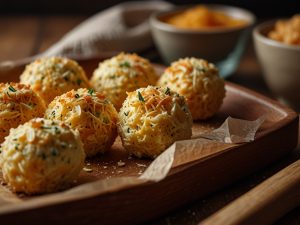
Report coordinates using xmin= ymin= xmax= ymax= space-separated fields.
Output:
xmin=0 ymin=83 xmax=46 ymax=143
xmin=0 ymin=118 xmax=85 ymax=194
xmin=118 ymin=86 xmax=192 ymax=158
xmin=268 ymin=14 xmax=300 ymax=45
xmin=164 ymin=5 xmax=247 ymax=30
xmin=45 ymin=88 xmax=118 ymax=157
xmin=20 ymin=57 xmax=91 ymax=104
xmin=91 ymin=52 xmax=158 ymax=111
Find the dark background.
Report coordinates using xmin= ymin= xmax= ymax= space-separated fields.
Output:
xmin=0 ymin=0 xmax=299 ymax=18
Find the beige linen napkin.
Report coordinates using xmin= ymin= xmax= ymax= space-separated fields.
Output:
xmin=0 ymin=0 xmax=173 ymax=69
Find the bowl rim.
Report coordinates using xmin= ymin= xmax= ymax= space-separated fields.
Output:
xmin=253 ymin=19 xmax=300 ymax=50
xmin=150 ymin=4 xmax=256 ymax=34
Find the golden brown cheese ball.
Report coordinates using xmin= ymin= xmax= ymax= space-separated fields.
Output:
xmin=158 ymin=58 xmax=225 ymax=120
xmin=45 ymin=88 xmax=118 ymax=157
xmin=0 ymin=83 xmax=46 ymax=143
xmin=118 ymin=86 xmax=192 ymax=158
xmin=90 ymin=52 xmax=158 ymax=110
xmin=0 ymin=118 xmax=85 ymax=194
xmin=20 ymin=57 xmax=90 ymax=104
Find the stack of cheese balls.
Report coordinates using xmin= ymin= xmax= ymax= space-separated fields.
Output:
xmin=0 ymin=53 xmax=225 ymax=195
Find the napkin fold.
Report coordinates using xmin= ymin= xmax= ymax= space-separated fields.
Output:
xmin=43 ymin=1 xmax=173 ymax=58
xmin=0 ymin=1 xmax=173 ymax=69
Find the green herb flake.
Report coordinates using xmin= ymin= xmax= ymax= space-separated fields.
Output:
xmin=88 ymin=88 xmax=94 ymax=95
xmin=165 ymin=87 xmax=171 ymax=95
xmin=120 ymin=61 xmax=131 ymax=68
xmin=8 ymin=85 xmax=17 ymax=92
xmin=76 ymin=79 xmax=82 ymax=85
xmin=137 ymin=91 xmax=145 ymax=102
xmin=54 ymin=126 xmax=61 ymax=134
xmin=75 ymin=93 xmax=80 ymax=98
xmin=197 ymin=67 xmax=207 ymax=73
xmin=51 ymin=148 xmax=59 ymax=156
xmin=124 ymin=111 xmax=129 ymax=116
xmin=127 ymin=127 xmax=130 ymax=133
xmin=103 ymin=117 xmax=109 ymax=124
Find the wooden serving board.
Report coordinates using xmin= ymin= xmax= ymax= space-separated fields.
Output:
xmin=0 ymin=57 xmax=298 ymax=225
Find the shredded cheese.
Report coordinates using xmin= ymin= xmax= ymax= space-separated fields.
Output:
xmin=0 ymin=83 xmax=46 ymax=143
xmin=91 ymin=52 xmax=158 ymax=110
xmin=45 ymin=88 xmax=118 ymax=157
xmin=0 ymin=118 xmax=85 ymax=194
xmin=20 ymin=57 xmax=91 ymax=104
xmin=118 ymin=86 xmax=192 ymax=158
xmin=158 ymin=57 xmax=225 ymax=120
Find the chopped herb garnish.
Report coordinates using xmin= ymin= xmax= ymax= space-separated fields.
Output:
xmin=95 ymin=112 xmax=100 ymax=117
xmin=124 ymin=111 xmax=129 ymax=116
xmin=197 ymin=67 xmax=207 ymax=73
xmin=28 ymin=102 xmax=36 ymax=108
xmin=76 ymin=79 xmax=82 ymax=85
xmin=103 ymin=117 xmax=109 ymax=124
xmin=54 ymin=126 xmax=61 ymax=134
xmin=51 ymin=148 xmax=58 ymax=156
xmin=120 ymin=61 xmax=131 ymax=68
xmin=75 ymin=93 xmax=80 ymax=98
xmin=127 ymin=127 xmax=130 ymax=133
xmin=109 ymin=75 xmax=116 ymax=79
xmin=138 ymin=91 xmax=145 ymax=102
xmin=8 ymin=85 xmax=16 ymax=92
xmin=165 ymin=87 xmax=171 ymax=95
xmin=88 ymin=88 xmax=94 ymax=95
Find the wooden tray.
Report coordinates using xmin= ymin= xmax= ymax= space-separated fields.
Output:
xmin=0 ymin=57 xmax=298 ymax=225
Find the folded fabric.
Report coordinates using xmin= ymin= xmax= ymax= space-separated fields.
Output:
xmin=0 ymin=1 xmax=173 ymax=69
xmin=43 ymin=1 xmax=173 ymax=58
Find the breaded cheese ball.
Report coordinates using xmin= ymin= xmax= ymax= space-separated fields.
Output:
xmin=90 ymin=52 xmax=158 ymax=110
xmin=20 ymin=57 xmax=90 ymax=104
xmin=158 ymin=57 xmax=225 ymax=120
xmin=45 ymin=88 xmax=118 ymax=157
xmin=0 ymin=118 xmax=85 ymax=194
xmin=118 ymin=86 xmax=192 ymax=158
xmin=0 ymin=83 xmax=45 ymax=143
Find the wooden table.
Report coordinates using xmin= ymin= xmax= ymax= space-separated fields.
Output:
xmin=1 ymin=15 xmax=300 ymax=225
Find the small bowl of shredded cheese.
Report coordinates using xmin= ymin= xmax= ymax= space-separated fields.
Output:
xmin=253 ymin=15 xmax=300 ymax=110
xmin=150 ymin=4 xmax=256 ymax=77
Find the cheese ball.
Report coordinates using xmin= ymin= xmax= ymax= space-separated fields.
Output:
xmin=45 ymin=88 xmax=118 ymax=157
xmin=0 ymin=83 xmax=46 ymax=143
xmin=0 ymin=118 xmax=85 ymax=194
xmin=118 ymin=86 xmax=192 ymax=158
xmin=20 ymin=57 xmax=90 ymax=104
xmin=90 ymin=52 xmax=158 ymax=110
xmin=158 ymin=58 xmax=225 ymax=120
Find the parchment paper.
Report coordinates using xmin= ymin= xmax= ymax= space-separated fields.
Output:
xmin=0 ymin=116 xmax=264 ymax=211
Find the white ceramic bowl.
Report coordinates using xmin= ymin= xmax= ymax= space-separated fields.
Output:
xmin=253 ymin=20 xmax=300 ymax=110
xmin=150 ymin=4 xmax=256 ymax=78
